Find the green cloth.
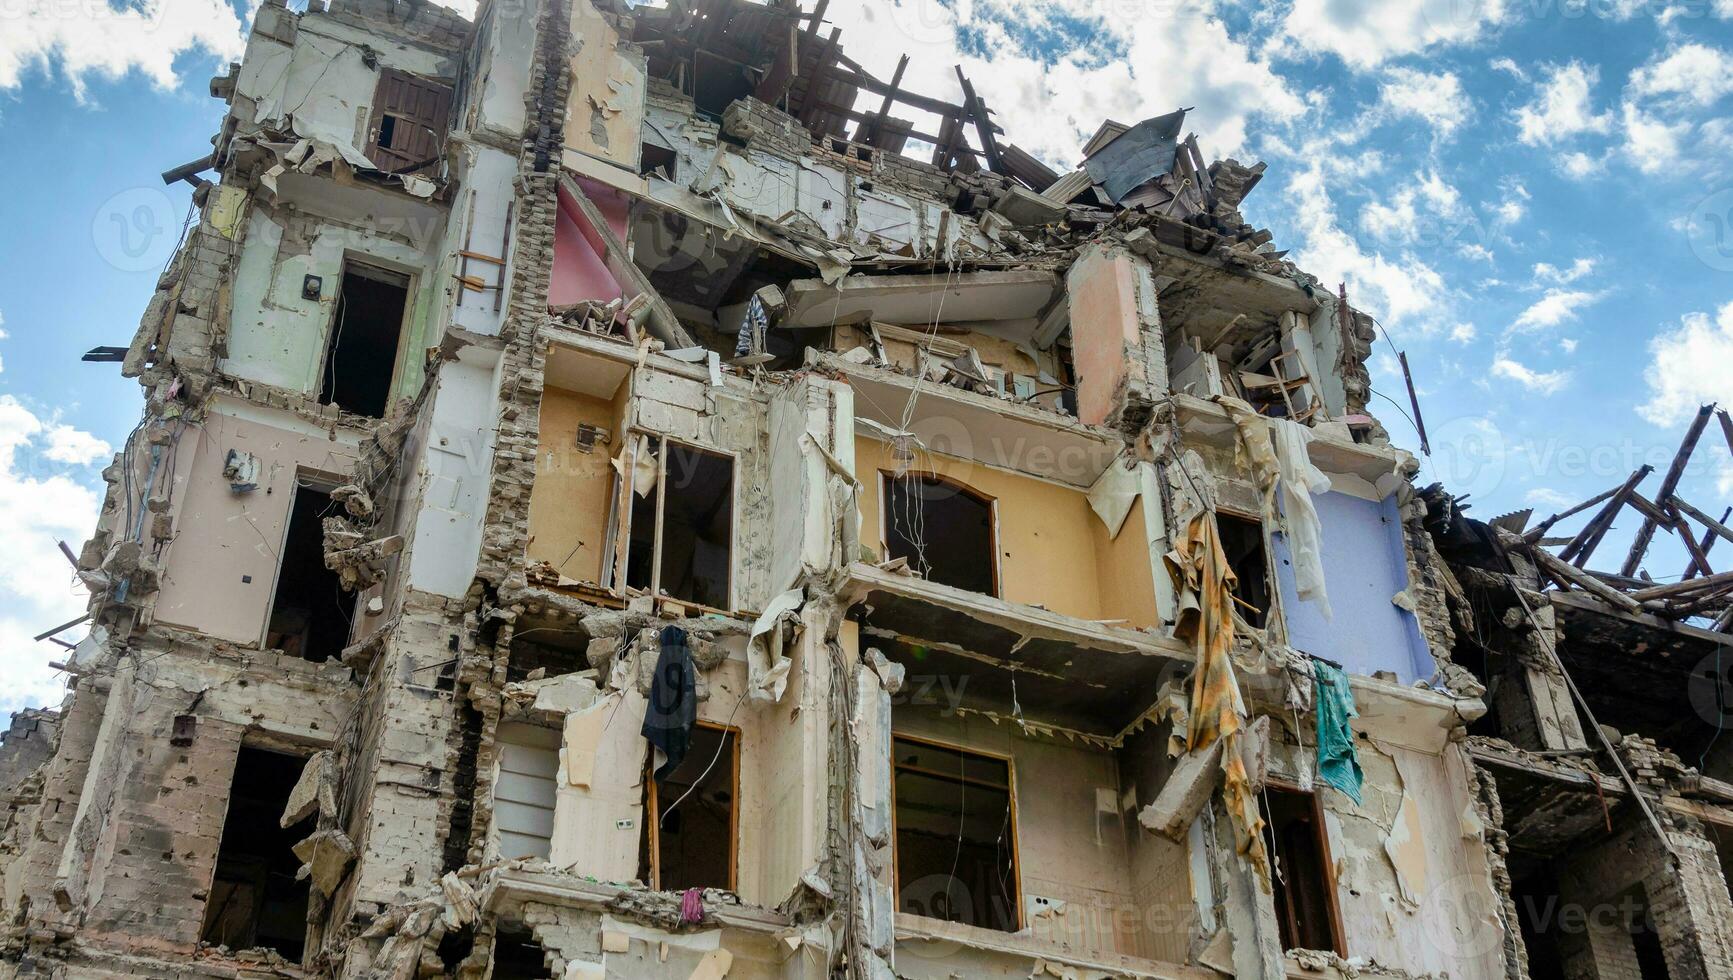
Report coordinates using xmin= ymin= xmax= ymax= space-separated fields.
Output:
xmin=1313 ymin=659 xmax=1363 ymax=805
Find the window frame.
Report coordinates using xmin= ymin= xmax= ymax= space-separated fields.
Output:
xmin=642 ymin=720 xmax=741 ymax=892
xmin=261 ymin=470 xmax=357 ymax=657
xmin=1262 ymin=779 xmax=1348 ymax=957
xmin=615 ymin=433 xmax=737 ymax=614
xmin=877 ymin=468 xmax=1002 ymax=599
xmin=889 ymin=732 xmax=1024 ymax=932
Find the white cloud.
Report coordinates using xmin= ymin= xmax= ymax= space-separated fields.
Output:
xmin=0 ymin=397 xmax=103 ymax=716
xmin=1628 ymin=44 xmax=1733 ymax=108
xmin=1558 ymin=150 xmax=1605 ymax=179
xmin=1526 ymin=487 xmax=1578 ymax=509
xmin=1620 ymin=101 xmax=1692 ymax=174
xmin=44 ymin=425 xmax=111 ymax=466
xmin=1559 ymin=337 xmax=1578 ymax=353
xmin=1459 ymin=243 xmax=1494 ymax=262
xmin=1450 ymin=323 xmax=1479 ymax=343
xmin=1278 ymin=0 xmax=1509 ymax=70
xmin=1514 ymin=62 xmax=1613 ymax=146
xmin=1287 ymin=158 xmax=1451 ymax=335
xmin=833 ymin=0 xmax=1305 ymax=167
xmin=1488 ymin=180 xmax=1530 ymax=227
xmin=0 ymin=0 xmax=248 ymax=99
xmin=1511 ymin=289 xmax=1603 ymax=332
xmin=1378 ymin=66 xmax=1471 ymax=136
xmin=1492 ymin=355 xmax=1571 ymax=394
xmin=1639 ymin=301 xmax=1733 ymax=425
xmin=1534 ymin=257 xmax=1597 ymax=285
xmin=1360 ymin=169 xmax=1464 ymax=243
xmin=1490 ymin=56 xmax=1528 ymax=82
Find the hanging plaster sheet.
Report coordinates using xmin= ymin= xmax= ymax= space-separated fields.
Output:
xmin=748 ymin=588 xmax=803 ymax=703
xmin=1087 ymin=458 xmax=1141 ymax=538
xmin=1165 ymin=511 xmax=1267 ymax=878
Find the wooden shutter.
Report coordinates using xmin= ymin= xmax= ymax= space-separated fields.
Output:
xmin=366 ymin=68 xmax=453 ymax=174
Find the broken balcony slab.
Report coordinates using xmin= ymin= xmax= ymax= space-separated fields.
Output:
xmin=816 ymin=351 xmax=1120 ymax=489
xmin=893 ymin=912 xmax=1221 ymax=980
xmin=1125 ymin=230 xmax=1318 ymax=360
xmin=842 ymin=563 xmax=1188 ymax=740
xmin=1470 ymin=741 xmax=1632 ymax=859
xmin=1170 ymin=392 xmax=1408 ymax=489
xmin=782 ymin=270 xmax=1061 ymax=331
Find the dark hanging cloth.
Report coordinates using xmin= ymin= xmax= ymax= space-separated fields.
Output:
xmin=642 ymin=625 xmax=696 ymax=782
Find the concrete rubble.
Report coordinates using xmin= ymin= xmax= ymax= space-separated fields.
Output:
xmin=3 ymin=0 xmax=1732 ymax=978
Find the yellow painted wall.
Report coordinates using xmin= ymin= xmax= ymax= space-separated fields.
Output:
xmin=526 ymin=384 xmax=627 ymax=583
xmin=856 ymin=437 xmax=1156 ymax=627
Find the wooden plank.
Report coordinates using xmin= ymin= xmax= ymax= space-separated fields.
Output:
xmin=557 ymin=175 xmax=695 ymax=349
xmin=1672 ymin=495 xmax=1733 ymax=548
xmin=953 ymin=66 xmax=1002 ymax=173
xmin=796 ymin=27 xmax=842 ymax=129
xmin=1560 ymin=465 xmax=1652 ymax=568
xmin=1621 ymin=404 xmax=1715 ymax=576
xmin=1630 ymin=568 xmax=1733 ymax=602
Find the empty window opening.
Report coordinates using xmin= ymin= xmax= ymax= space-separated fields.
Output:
xmin=625 ymin=438 xmax=734 ymax=610
xmin=1625 ymin=887 xmax=1671 ymax=980
xmin=266 ymin=483 xmax=357 ymax=663
xmin=490 ymin=926 xmax=550 ymax=979
xmin=494 ymin=722 xmax=559 ymax=862
xmin=319 ymin=263 xmax=410 ymax=419
xmin=639 ymin=723 xmax=737 ymax=892
xmin=882 ymin=472 xmax=997 ymax=596
xmin=200 ymin=746 xmax=313 ymax=960
xmin=1218 ymin=512 xmax=1271 ymax=628
xmin=892 ymin=736 xmax=1020 ymax=933
xmin=1262 ymin=785 xmax=1344 ymax=955
xmin=1512 ymin=871 xmax=1568 ymax=980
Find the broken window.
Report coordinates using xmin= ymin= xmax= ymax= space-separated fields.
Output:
xmin=882 ymin=472 xmax=998 ymax=596
xmin=639 ymin=723 xmax=737 ymax=892
xmin=200 ymin=746 xmax=313 ymax=960
xmin=494 ymin=722 xmax=559 ymax=862
xmin=318 ymin=262 xmax=410 ymax=419
xmin=366 ymin=69 xmax=453 ymax=174
xmin=1262 ymin=785 xmax=1344 ymax=955
xmin=1218 ymin=511 xmax=1271 ymax=628
xmin=891 ymin=735 xmax=1020 ymax=933
xmin=265 ymin=482 xmax=357 ymax=662
xmin=624 ymin=438 xmax=734 ymax=611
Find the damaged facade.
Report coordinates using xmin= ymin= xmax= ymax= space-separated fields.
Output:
xmin=3 ymin=1 xmax=1731 ymax=978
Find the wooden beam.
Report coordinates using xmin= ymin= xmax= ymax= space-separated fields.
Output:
xmin=1504 ymin=529 xmax=1645 ymax=614
xmin=1523 ymin=482 xmax=1623 ymax=544
xmin=953 ymin=66 xmax=1002 ymax=173
xmin=854 ymin=53 xmax=908 ymax=147
xmin=1560 ymin=465 xmax=1652 ymax=567
xmin=1686 ymin=507 xmax=1732 ymax=580
xmin=556 ymin=175 xmax=695 ymax=349
xmin=1672 ymin=495 xmax=1733 ymax=548
xmin=796 ymin=27 xmax=842 ymax=129
xmin=1621 ymin=403 xmax=1715 ymax=576
xmin=1630 ymin=568 xmax=1733 ymax=602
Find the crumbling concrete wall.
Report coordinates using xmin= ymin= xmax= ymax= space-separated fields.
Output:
xmin=1067 ymin=245 xmax=1165 ymax=433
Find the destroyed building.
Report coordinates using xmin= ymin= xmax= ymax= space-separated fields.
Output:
xmin=3 ymin=0 xmax=1732 ymax=978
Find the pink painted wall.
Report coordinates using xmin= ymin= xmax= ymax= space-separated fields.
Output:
xmin=549 ymin=179 xmax=629 ymax=307
xmin=153 ymin=409 xmax=360 ymax=645
xmin=1068 ymin=248 xmax=1142 ymax=427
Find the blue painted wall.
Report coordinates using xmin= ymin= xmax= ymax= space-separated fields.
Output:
xmin=1271 ymin=491 xmax=1435 ymax=684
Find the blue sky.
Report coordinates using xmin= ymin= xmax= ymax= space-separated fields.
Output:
xmin=3 ymin=0 xmax=1732 ymax=714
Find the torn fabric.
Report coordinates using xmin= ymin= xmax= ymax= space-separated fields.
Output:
xmin=1272 ymin=418 xmax=1332 ymax=620
xmin=1312 ymin=659 xmax=1363 ymax=805
xmin=642 ymin=626 xmax=696 ymax=781
xmin=1165 ymin=511 xmax=1267 ymax=880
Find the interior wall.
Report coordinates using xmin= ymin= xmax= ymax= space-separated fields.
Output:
xmin=1116 ymin=722 xmax=1198 ymax=963
xmin=405 ymin=343 xmax=502 ymax=599
xmin=550 ymin=180 xmax=628 ymax=307
xmin=525 ymin=382 xmax=626 ymax=583
xmin=564 ymin=0 xmax=645 ymax=171
xmin=1272 ymin=490 xmax=1435 ymax=683
xmin=857 ymin=437 xmax=1149 ymax=624
xmin=154 ymin=401 xmax=362 ymax=646
xmin=891 ymin=705 xmax=1147 ymax=961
